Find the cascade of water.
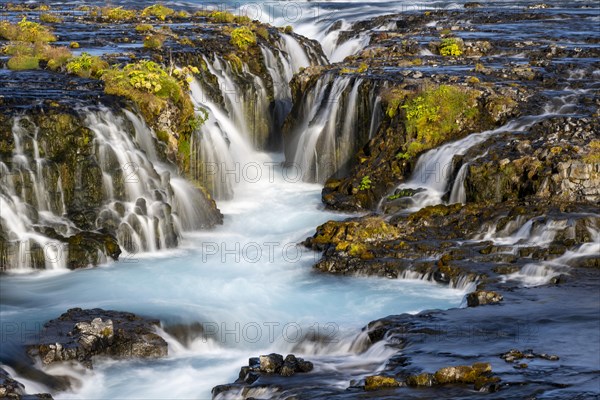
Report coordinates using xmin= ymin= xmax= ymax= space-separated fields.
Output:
xmin=0 ymin=108 xmax=216 ymax=270
xmin=287 ymin=75 xmax=383 ymax=183
xmin=508 ymin=227 xmax=600 ymax=286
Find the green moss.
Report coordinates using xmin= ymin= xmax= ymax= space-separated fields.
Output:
xmin=209 ymin=11 xmax=235 ymax=23
xmin=439 ymin=38 xmax=463 ymax=56
xmin=400 ymin=85 xmax=479 ymax=157
xmin=255 ymin=26 xmax=269 ymax=40
xmin=40 ymin=13 xmax=63 ymax=24
xmin=156 ymin=130 xmax=170 ymax=144
xmin=135 ymin=24 xmax=154 ymax=32
xmin=0 ymin=17 xmax=56 ymax=42
xmin=69 ymin=41 xmax=79 ymax=48
xmin=340 ymin=62 xmax=368 ymax=74
xmin=364 ymin=375 xmax=400 ymax=391
xmin=141 ymin=4 xmax=175 ymax=20
xmin=143 ymin=34 xmax=166 ymax=49
xmin=101 ymin=61 xmax=197 ymax=136
xmin=100 ymin=6 xmax=137 ymax=21
xmin=66 ymin=52 xmax=108 ymax=78
xmin=383 ymin=88 xmax=409 ymax=118
xmin=225 ymin=53 xmax=243 ymax=72
xmin=7 ymin=55 xmax=39 ymax=70
xmin=230 ymin=26 xmax=256 ymax=51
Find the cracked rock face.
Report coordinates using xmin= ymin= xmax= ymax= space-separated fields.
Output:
xmin=27 ymin=308 xmax=167 ymax=369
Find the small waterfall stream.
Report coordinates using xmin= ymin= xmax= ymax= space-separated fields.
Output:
xmin=0 ymin=108 xmax=218 ymax=270
xmin=381 ymin=92 xmax=584 ymax=212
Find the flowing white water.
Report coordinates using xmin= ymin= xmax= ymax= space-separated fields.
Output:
xmin=382 ymin=91 xmax=581 ymax=212
xmin=507 ymin=227 xmax=600 ymax=286
xmin=287 ymin=75 xmax=381 ymax=183
xmin=0 ymin=109 xmax=218 ymax=270
xmin=0 ymin=159 xmax=467 ymax=399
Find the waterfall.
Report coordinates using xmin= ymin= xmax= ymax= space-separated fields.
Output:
xmin=286 ymin=75 xmax=382 ymax=183
xmin=0 ymin=109 xmax=218 ymax=270
xmin=188 ymin=35 xmax=327 ymax=199
xmin=382 ymin=91 xmax=580 ymax=213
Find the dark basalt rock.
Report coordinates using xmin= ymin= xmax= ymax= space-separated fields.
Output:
xmin=466 ymin=290 xmax=503 ymax=307
xmin=212 ymin=353 xmax=313 ymax=398
xmin=463 ymin=116 xmax=600 ymax=204
xmin=0 ymin=367 xmax=53 ymax=399
xmin=27 ymin=308 xmax=167 ymax=369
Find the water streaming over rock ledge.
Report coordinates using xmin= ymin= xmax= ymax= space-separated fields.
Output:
xmin=0 ymin=0 xmax=599 ymax=399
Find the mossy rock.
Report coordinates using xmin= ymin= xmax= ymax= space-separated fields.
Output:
xmin=364 ymin=375 xmax=401 ymax=391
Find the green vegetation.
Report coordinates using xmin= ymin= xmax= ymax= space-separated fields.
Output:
xmin=341 ymin=62 xmax=368 ymax=74
xmin=39 ymin=44 xmax=72 ymax=70
xmin=225 ymin=53 xmax=243 ymax=72
xmin=143 ymin=34 xmax=166 ymax=49
xmin=209 ymin=11 xmax=235 ymax=23
xmin=438 ymin=38 xmax=463 ymax=57
xmin=135 ymin=24 xmax=154 ymax=32
xmin=141 ymin=4 xmax=175 ymax=20
xmin=284 ymin=25 xmax=293 ymax=34
xmin=69 ymin=41 xmax=80 ymax=48
xmin=0 ymin=19 xmax=73 ymax=71
xmin=255 ymin=26 xmax=269 ymax=40
xmin=66 ymin=52 xmax=108 ymax=78
xmin=96 ymin=6 xmax=137 ymax=21
xmin=230 ymin=26 xmax=256 ymax=50
xmin=396 ymin=85 xmax=479 ymax=158
xmin=0 ymin=17 xmax=56 ymax=42
xmin=101 ymin=61 xmax=197 ymax=136
xmin=383 ymin=88 xmax=408 ymax=119
xmin=40 ymin=13 xmax=63 ymax=24
xmin=359 ymin=175 xmax=372 ymax=191
xmin=7 ymin=55 xmax=40 ymax=70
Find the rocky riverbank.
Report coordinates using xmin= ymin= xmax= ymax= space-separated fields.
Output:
xmin=213 ymin=3 xmax=599 ymax=399
xmin=0 ymin=1 xmax=598 ymax=399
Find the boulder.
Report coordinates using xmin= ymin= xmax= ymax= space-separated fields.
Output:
xmin=27 ymin=308 xmax=167 ymax=368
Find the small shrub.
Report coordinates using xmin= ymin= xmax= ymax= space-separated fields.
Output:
xmin=141 ymin=4 xmax=175 ymax=21
xmin=176 ymin=10 xmax=190 ymax=19
xmin=144 ymin=34 xmax=166 ymax=49
xmin=7 ymin=55 xmax=39 ymax=70
xmin=359 ymin=175 xmax=372 ymax=191
xmin=284 ymin=25 xmax=293 ymax=34
xmin=439 ymin=38 xmax=463 ymax=57
xmin=70 ymin=41 xmax=80 ymax=48
xmin=230 ymin=26 xmax=256 ymax=50
xmin=40 ymin=13 xmax=63 ymax=24
xmin=66 ymin=52 xmax=108 ymax=78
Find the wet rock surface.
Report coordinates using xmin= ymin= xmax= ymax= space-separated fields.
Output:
xmin=27 ymin=308 xmax=168 ymax=369
xmin=0 ymin=367 xmax=53 ymax=399
xmin=211 ymin=353 xmax=314 ymax=398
